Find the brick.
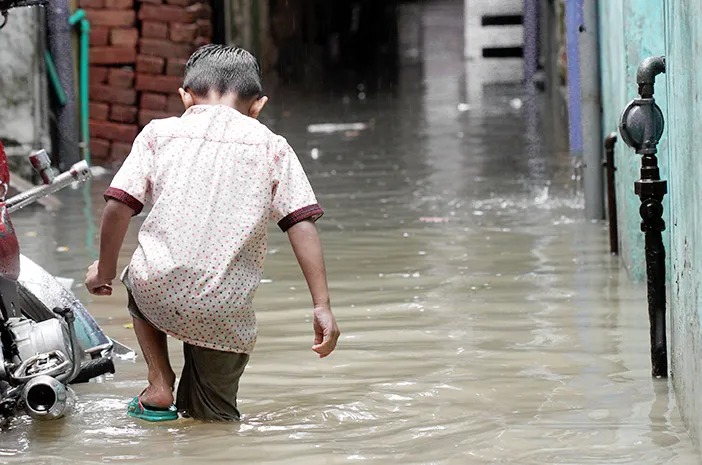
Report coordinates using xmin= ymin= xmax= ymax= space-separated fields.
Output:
xmin=196 ymin=19 xmax=212 ymax=38
xmin=90 ymin=84 xmax=137 ymax=105
xmin=139 ymin=109 xmax=175 ymax=127
xmin=138 ymin=4 xmax=197 ymax=23
xmin=90 ymin=26 xmax=109 ymax=46
xmin=110 ymin=142 xmax=133 ymax=162
xmin=110 ymin=28 xmax=138 ymax=47
xmin=110 ymin=104 xmax=138 ymax=124
xmin=104 ymin=0 xmax=133 ymax=8
xmin=140 ymin=92 xmax=168 ymax=111
xmin=165 ymin=0 xmax=196 ymax=6
xmin=135 ymin=73 xmax=182 ymax=93
xmin=89 ymin=66 xmax=109 ymax=86
xmin=90 ymin=102 xmax=110 ymax=121
xmin=89 ymin=120 xmax=138 ymax=143
xmin=166 ymin=95 xmax=183 ymax=113
xmin=136 ymin=55 xmax=165 ymax=74
xmin=108 ymin=67 xmax=135 ymax=88
xmin=169 ymin=23 xmax=198 ymax=43
xmin=139 ymin=38 xmax=193 ymax=60
xmin=191 ymin=2 xmax=212 ymax=20
xmin=79 ymin=0 xmax=104 ymax=8
xmin=84 ymin=9 xmax=135 ymax=27
xmin=140 ymin=0 xmax=163 ymax=3
xmin=165 ymin=58 xmax=187 ymax=76
xmin=90 ymin=138 xmax=111 ymax=160
xmin=90 ymin=46 xmax=137 ymax=65
xmin=193 ymin=36 xmax=209 ymax=48
xmin=142 ymin=21 xmax=168 ymax=39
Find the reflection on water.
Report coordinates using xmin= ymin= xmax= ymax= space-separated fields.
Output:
xmin=2 ymin=1 xmax=699 ymax=464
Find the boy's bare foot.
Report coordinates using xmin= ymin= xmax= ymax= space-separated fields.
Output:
xmin=139 ymin=382 xmax=174 ymax=409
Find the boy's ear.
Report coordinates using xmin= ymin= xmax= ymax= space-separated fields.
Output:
xmin=248 ymin=96 xmax=268 ymax=119
xmin=179 ymin=88 xmax=194 ymax=109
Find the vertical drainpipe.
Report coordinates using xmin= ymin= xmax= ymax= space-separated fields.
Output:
xmin=523 ymin=0 xmax=540 ymax=87
xmin=578 ymin=0 xmax=604 ymax=219
xmin=45 ymin=0 xmax=80 ymax=171
xmin=565 ymin=0 xmax=583 ymax=158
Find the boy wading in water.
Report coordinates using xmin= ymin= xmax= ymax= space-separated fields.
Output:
xmin=85 ymin=45 xmax=340 ymax=422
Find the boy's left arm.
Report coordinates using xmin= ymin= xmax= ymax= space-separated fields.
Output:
xmin=85 ymin=126 xmax=154 ymax=295
xmin=85 ymin=200 xmax=135 ymax=295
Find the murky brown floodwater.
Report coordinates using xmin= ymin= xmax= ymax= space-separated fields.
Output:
xmin=1 ymin=1 xmax=699 ymax=464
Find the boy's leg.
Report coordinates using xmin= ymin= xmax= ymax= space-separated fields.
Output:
xmin=176 ymin=343 xmax=249 ymax=421
xmin=123 ymin=268 xmax=176 ymax=408
xmin=132 ymin=314 xmax=176 ymax=408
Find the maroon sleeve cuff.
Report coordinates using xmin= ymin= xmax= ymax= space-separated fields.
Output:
xmin=104 ymin=187 xmax=144 ymax=215
xmin=278 ymin=204 xmax=324 ymax=232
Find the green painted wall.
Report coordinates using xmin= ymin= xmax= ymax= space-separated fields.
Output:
xmin=664 ymin=0 xmax=702 ymax=449
xmin=601 ymin=0 xmax=702 ymax=448
xmin=598 ymin=0 xmax=668 ymax=282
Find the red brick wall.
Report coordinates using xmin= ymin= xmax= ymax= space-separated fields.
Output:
xmin=85 ymin=0 xmax=212 ymax=165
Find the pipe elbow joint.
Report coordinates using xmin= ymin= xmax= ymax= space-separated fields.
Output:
xmin=637 ymin=56 xmax=666 ymax=85
xmin=636 ymin=57 xmax=666 ymax=98
xmin=604 ymin=132 xmax=618 ymax=150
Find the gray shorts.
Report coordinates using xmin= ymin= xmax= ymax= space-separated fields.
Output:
xmin=122 ymin=267 xmax=249 ymax=421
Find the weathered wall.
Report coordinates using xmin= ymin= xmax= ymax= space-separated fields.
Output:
xmin=602 ymin=0 xmax=702 ymax=449
xmin=84 ymin=0 xmax=212 ymax=165
xmin=0 ymin=8 xmax=45 ymax=155
xmin=598 ymin=0 xmax=668 ymax=282
xmin=664 ymin=0 xmax=702 ymax=449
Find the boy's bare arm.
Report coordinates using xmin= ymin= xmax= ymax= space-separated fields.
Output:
xmin=85 ymin=199 xmax=134 ymax=295
xmin=287 ymin=219 xmax=340 ymax=357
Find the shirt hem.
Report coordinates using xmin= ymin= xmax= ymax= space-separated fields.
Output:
xmin=150 ymin=322 xmax=253 ymax=354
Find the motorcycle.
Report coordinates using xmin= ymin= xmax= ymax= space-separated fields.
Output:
xmin=0 ymin=0 xmax=130 ymax=423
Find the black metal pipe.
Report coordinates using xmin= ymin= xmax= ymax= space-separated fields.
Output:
xmin=45 ymin=0 xmax=80 ymax=170
xmin=619 ymin=56 xmax=668 ymax=378
xmin=603 ymin=133 xmax=618 ymax=255
xmin=633 ymin=57 xmax=667 ymax=378
xmin=645 ymin=227 xmax=668 ymax=376
xmin=636 ymin=56 xmax=666 ymax=98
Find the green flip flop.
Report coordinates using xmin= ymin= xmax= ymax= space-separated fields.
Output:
xmin=127 ymin=396 xmax=178 ymax=422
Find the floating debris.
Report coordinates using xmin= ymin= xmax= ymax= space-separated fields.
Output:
xmin=307 ymin=122 xmax=369 ymax=134
xmin=419 ymin=217 xmax=449 ymax=223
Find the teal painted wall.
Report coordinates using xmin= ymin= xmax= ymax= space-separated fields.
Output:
xmin=601 ymin=0 xmax=702 ymax=448
xmin=598 ymin=0 xmax=668 ymax=282
xmin=664 ymin=0 xmax=702 ymax=449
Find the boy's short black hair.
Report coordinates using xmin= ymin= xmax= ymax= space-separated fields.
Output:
xmin=183 ymin=44 xmax=263 ymax=99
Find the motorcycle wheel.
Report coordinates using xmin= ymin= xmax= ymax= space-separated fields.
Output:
xmin=16 ymin=282 xmax=55 ymax=322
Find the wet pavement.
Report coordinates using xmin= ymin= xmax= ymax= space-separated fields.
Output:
xmin=1 ymin=1 xmax=700 ymax=464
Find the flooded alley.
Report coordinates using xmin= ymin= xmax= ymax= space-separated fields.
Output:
xmin=1 ymin=1 xmax=699 ymax=464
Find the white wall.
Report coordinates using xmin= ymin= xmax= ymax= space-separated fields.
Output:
xmin=0 ymin=7 xmax=48 ymax=156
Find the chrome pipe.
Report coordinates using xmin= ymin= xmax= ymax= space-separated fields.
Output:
xmin=21 ymin=375 xmax=68 ymax=420
xmin=6 ymin=160 xmax=91 ymax=213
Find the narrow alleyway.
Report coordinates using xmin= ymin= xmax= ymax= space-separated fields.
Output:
xmin=1 ymin=1 xmax=698 ymax=464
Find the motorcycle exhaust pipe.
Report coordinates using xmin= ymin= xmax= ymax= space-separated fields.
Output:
xmin=21 ymin=375 xmax=69 ymax=420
